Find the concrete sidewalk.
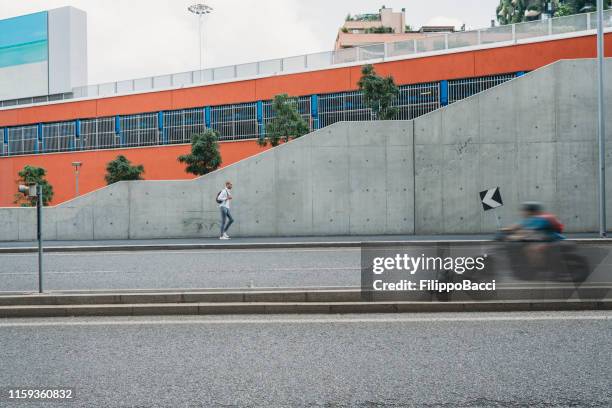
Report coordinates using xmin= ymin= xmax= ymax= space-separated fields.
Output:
xmin=0 ymin=233 xmax=608 ymax=253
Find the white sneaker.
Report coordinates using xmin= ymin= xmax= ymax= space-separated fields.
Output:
xmin=223 ymin=233 xmax=230 ymax=239
xmin=219 ymin=236 xmax=229 ymax=240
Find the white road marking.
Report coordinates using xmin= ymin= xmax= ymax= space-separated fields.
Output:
xmin=0 ymin=266 xmax=358 ymax=276
xmin=0 ymin=270 xmax=122 ymax=276
xmin=0 ymin=313 xmax=609 ymax=328
xmin=0 ymin=248 xmax=361 ymax=257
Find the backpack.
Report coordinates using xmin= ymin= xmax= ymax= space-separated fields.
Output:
xmin=541 ymin=213 xmax=564 ymax=234
xmin=215 ymin=190 xmax=223 ymax=204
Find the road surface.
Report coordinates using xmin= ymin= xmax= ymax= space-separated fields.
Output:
xmin=1 ymin=245 xmax=610 ymax=292
xmin=0 ymin=248 xmax=359 ymax=291
xmin=0 ymin=311 xmax=610 ymax=407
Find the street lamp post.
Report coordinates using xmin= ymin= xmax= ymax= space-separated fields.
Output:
xmin=188 ymin=3 xmax=214 ymax=73
xmin=72 ymin=161 xmax=82 ymax=197
xmin=596 ymin=0 xmax=606 ymax=237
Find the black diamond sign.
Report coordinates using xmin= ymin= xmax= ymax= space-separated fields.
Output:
xmin=479 ymin=187 xmax=503 ymax=211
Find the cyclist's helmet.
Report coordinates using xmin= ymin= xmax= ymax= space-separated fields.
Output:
xmin=521 ymin=202 xmax=543 ymax=213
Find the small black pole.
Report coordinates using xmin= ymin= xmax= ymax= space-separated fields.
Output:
xmin=36 ymin=184 xmax=43 ymax=293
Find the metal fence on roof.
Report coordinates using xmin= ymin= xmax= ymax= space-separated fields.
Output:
xmin=6 ymin=126 xmax=38 ymax=156
xmin=210 ymin=102 xmax=259 ymax=141
xmin=120 ymin=113 xmax=160 ymax=147
xmin=448 ymin=73 xmax=517 ymax=104
xmin=262 ymin=97 xmax=312 ymax=133
xmin=80 ymin=117 xmax=118 ymax=150
xmin=42 ymin=122 xmax=76 ymax=153
xmin=163 ymin=108 xmax=206 ymax=145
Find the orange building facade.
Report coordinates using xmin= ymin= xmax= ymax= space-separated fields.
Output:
xmin=0 ymin=140 xmax=271 ymax=207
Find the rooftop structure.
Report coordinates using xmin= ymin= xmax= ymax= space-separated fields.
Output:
xmin=335 ymin=6 xmax=454 ymax=50
xmin=0 ymin=7 xmax=87 ymax=102
xmin=344 ymin=7 xmax=406 ymax=34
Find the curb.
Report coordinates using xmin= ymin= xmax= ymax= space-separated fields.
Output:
xmin=0 ymin=241 xmax=447 ymax=253
xmin=1 ymin=238 xmax=611 ymax=253
xmin=0 ymin=285 xmax=609 ymax=306
xmin=0 ymin=299 xmax=610 ymax=318
xmin=1 ymin=242 xmax=364 ymax=254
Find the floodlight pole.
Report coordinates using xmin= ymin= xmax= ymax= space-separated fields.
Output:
xmin=188 ymin=4 xmax=214 ymax=73
xmin=596 ymin=0 xmax=606 ymax=237
xmin=199 ymin=13 xmax=203 ymax=71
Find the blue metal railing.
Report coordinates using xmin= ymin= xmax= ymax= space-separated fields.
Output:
xmin=0 ymin=72 xmax=519 ymax=157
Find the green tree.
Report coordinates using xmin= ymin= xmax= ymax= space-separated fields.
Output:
xmin=497 ymin=0 xmax=609 ymax=24
xmin=497 ymin=0 xmax=528 ymax=25
xmin=554 ymin=0 xmax=609 ymax=16
xmin=178 ymin=129 xmax=222 ymax=176
xmin=105 ymin=155 xmax=144 ymax=185
xmin=14 ymin=165 xmax=54 ymax=206
xmin=357 ymin=64 xmax=399 ymax=120
xmin=555 ymin=2 xmax=576 ymax=15
xmin=365 ymin=26 xmax=394 ymax=33
xmin=258 ymin=94 xmax=310 ymax=147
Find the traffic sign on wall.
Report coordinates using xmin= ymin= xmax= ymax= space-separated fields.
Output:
xmin=479 ymin=187 xmax=503 ymax=211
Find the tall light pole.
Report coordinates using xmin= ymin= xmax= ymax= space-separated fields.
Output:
xmin=188 ymin=3 xmax=213 ymax=73
xmin=72 ymin=161 xmax=82 ymax=197
xmin=596 ymin=0 xmax=606 ymax=237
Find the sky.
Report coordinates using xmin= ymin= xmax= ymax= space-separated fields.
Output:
xmin=0 ymin=0 xmax=500 ymax=85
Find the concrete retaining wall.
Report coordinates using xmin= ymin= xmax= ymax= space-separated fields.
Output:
xmin=0 ymin=121 xmax=415 ymax=240
xmin=0 ymin=59 xmax=610 ymax=240
xmin=414 ymin=58 xmax=612 ymax=234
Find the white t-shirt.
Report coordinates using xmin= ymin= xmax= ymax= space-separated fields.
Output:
xmin=218 ymin=188 xmax=232 ymax=209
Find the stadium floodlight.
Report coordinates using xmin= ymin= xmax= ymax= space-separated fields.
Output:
xmin=188 ymin=3 xmax=214 ymax=73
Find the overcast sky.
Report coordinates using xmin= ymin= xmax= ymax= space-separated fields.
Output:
xmin=1 ymin=0 xmax=500 ymax=84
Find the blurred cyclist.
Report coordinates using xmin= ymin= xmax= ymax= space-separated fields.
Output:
xmin=502 ymin=202 xmax=565 ymax=267
xmin=511 ymin=202 xmax=564 ymax=241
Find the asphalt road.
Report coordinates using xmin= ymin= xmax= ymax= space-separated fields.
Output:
xmin=1 ymin=245 xmax=610 ymax=292
xmin=0 ymin=311 xmax=610 ymax=407
xmin=0 ymin=248 xmax=360 ymax=292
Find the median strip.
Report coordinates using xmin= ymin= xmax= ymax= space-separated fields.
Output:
xmin=0 ymin=286 xmax=609 ymax=317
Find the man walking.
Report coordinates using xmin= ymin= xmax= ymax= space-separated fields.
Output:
xmin=218 ymin=181 xmax=234 ymax=240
